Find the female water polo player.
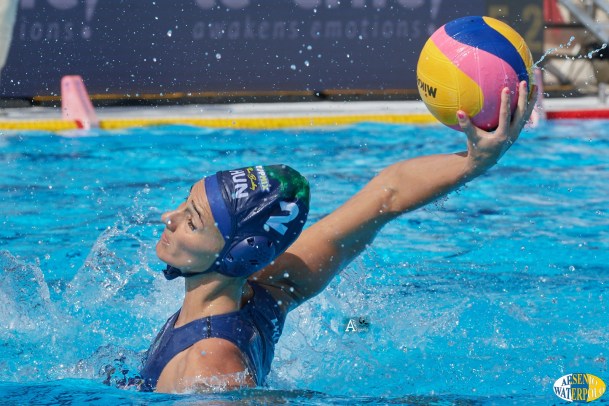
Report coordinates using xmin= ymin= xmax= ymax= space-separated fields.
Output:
xmin=139 ymin=82 xmax=537 ymax=393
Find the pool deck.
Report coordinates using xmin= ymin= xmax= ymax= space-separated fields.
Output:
xmin=0 ymin=95 xmax=607 ymax=132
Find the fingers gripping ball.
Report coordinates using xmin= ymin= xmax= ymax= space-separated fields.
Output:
xmin=417 ymin=16 xmax=533 ymax=131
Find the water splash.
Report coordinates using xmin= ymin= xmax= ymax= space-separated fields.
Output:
xmin=64 ymin=224 xmax=139 ymax=313
xmin=0 ymin=251 xmax=69 ymax=381
xmin=582 ymin=42 xmax=608 ymax=59
xmin=0 ymin=193 xmax=179 ymax=384
xmin=534 ymin=36 xmax=576 ymax=67
xmin=535 ymin=36 xmax=608 ymax=67
xmin=0 ymin=251 xmax=59 ymax=334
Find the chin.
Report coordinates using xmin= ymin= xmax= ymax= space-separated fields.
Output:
xmin=155 ymin=242 xmax=170 ymax=263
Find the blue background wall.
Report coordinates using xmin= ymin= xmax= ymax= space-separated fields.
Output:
xmin=0 ymin=0 xmax=542 ymax=99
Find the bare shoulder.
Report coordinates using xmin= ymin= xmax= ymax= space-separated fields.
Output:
xmin=184 ymin=338 xmax=244 ymax=368
xmin=158 ymin=338 xmax=255 ymax=392
xmin=182 ymin=339 xmax=256 ymax=391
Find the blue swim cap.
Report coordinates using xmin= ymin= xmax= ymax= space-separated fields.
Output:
xmin=163 ymin=164 xmax=310 ymax=280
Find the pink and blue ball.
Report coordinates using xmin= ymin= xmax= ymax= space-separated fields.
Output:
xmin=417 ymin=16 xmax=534 ymax=131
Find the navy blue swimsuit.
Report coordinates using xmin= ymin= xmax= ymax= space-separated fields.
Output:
xmin=139 ymin=281 xmax=286 ymax=391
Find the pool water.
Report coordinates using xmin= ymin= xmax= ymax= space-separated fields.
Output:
xmin=0 ymin=120 xmax=607 ymax=405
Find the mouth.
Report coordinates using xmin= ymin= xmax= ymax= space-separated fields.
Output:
xmin=160 ymin=231 xmax=170 ymax=245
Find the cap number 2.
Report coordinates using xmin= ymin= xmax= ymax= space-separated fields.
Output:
xmin=265 ymin=201 xmax=299 ymax=235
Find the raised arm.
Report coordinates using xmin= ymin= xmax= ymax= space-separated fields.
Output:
xmin=254 ymin=82 xmax=537 ymax=310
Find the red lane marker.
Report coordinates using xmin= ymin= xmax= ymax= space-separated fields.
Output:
xmin=547 ymin=110 xmax=609 ymax=119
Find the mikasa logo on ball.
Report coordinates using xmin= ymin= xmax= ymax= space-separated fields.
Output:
xmin=417 ymin=78 xmax=437 ymax=98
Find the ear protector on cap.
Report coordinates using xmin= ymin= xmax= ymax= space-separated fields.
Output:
xmin=219 ymin=236 xmax=276 ymax=277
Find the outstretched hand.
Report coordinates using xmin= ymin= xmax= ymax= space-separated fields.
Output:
xmin=457 ymin=80 xmax=538 ymax=175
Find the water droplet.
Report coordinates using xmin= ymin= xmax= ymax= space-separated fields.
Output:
xmin=304 ymin=60 xmax=310 ymax=67
xmin=569 ymin=265 xmax=575 ymax=271
xmin=290 ymin=64 xmax=296 ymax=70
xmin=216 ymin=53 xmax=222 ymax=59
xmin=81 ymin=26 xmax=92 ymax=39
xmin=167 ymin=30 xmax=172 ymax=37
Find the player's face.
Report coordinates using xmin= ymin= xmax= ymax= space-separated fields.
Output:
xmin=156 ymin=180 xmax=224 ymax=274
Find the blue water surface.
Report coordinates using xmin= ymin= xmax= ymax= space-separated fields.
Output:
xmin=0 ymin=119 xmax=607 ymax=405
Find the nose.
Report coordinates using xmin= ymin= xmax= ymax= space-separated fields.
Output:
xmin=161 ymin=209 xmax=180 ymax=231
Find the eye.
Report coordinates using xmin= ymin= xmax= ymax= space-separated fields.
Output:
xmin=188 ymin=218 xmax=197 ymax=231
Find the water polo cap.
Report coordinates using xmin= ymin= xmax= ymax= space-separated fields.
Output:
xmin=163 ymin=164 xmax=310 ymax=280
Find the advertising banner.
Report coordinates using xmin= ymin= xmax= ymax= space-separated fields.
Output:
xmin=0 ymin=1 xmax=542 ymax=99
